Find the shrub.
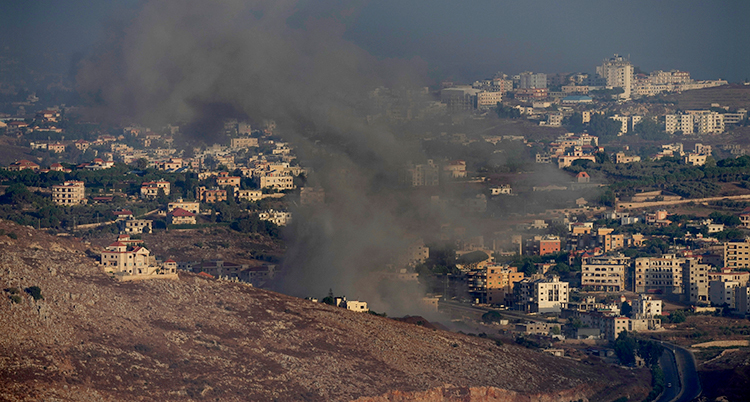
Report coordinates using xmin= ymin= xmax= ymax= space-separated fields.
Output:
xmin=8 ymin=232 xmax=17 ymax=239
xmin=9 ymin=295 xmax=22 ymax=304
xmin=24 ymin=286 xmax=43 ymax=301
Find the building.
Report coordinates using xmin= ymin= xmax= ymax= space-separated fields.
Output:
xmin=724 ymin=240 xmax=750 ymax=269
xmin=683 ymin=259 xmax=710 ymax=304
xmin=168 ymin=200 xmax=200 ymax=214
xmin=476 ymin=91 xmax=503 ymax=109
xmin=140 ymin=180 xmax=171 ymax=198
xmin=216 ymin=171 xmax=241 ymax=188
xmin=708 ymin=268 xmax=750 ymax=286
xmin=632 ymin=294 xmax=663 ymax=318
xmin=515 ymin=275 xmax=569 ymax=313
xmin=634 ymin=255 xmax=684 ymax=295
xmin=196 ymin=187 xmax=227 ymax=203
xmin=403 ymin=160 xmax=440 ymax=187
xmin=121 ymin=219 xmax=152 ymax=234
xmin=256 ymin=171 xmax=295 ymax=190
xmin=443 ymin=160 xmax=467 ymax=179
xmin=237 ymin=189 xmax=263 ymax=202
xmin=7 ymin=159 xmax=40 ymax=171
xmin=169 ymin=208 xmax=196 ymax=225
xmin=441 ymin=86 xmax=480 ymax=111
xmin=258 ymin=210 xmax=292 ymax=226
xmin=52 ymin=181 xmax=86 ymax=205
xmin=596 ymin=55 xmax=633 ymax=99
xmin=100 ymin=235 xmax=176 ymax=279
xmin=533 ymin=235 xmax=561 ymax=256
xmin=709 ymin=280 xmax=739 ymax=308
xmin=467 ymin=265 xmax=525 ymax=305
xmin=735 ymin=286 xmax=750 ymax=313
xmin=518 ymin=72 xmax=547 ymax=89
xmin=581 ymin=255 xmax=629 ymax=292
xmin=230 ymin=137 xmax=259 ymax=149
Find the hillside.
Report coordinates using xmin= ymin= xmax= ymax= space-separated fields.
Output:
xmin=0 ymin=220 xmax=649 ymax=401
xmin=663 ymin=84 xmax=750 ymax=110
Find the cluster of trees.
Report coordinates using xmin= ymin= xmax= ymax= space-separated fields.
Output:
xmin=613 ymin=331 xmax=664 ymax=367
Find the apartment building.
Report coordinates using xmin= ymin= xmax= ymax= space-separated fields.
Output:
xmin=632 ymin=294 xmax=663 ymax=318
xmin=634 ymin=255 xmax=684 ymax=295
xmin=581 ymin=255 xmax=630 ymax=292
xmin=140 ymin=180 xmax=171 ymax=198
xmin=195 ymin=187 xmax=227 ymax=203
xmin=596 ymin=55 xmax=633 ymax=99
xmin=724 ymin=240 xmax=750 ymax=269
xmin=515 ymin=275 xmax=569 ymax=313
xmin=168 ymin=200 xmax=200 ymax=214
xmin=52 ymin=181 xmax=86 ymax=205
xmin=683 ymin=259 xmax=710 ymax=303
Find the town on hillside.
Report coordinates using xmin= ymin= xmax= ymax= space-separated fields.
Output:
xmin=5 ymin=53 xmax=750 ymax=389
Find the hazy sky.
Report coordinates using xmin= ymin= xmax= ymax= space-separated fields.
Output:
xmin=3 ymin=0 xmax=749 ymax=82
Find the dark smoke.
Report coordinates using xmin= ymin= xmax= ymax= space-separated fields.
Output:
xmin=77 ymin=0 xmax=444 ymax=315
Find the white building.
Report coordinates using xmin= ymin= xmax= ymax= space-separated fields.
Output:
xmin=258 ymin=210 xmax=292 ymax=226
xmin=632 ymin=295 xmax=662 ymax=318
xmin=709 ymin=280 xmax=739 ymax=308
xmin=515 ymin=275 xmax=569 ymax=313
xmin=596 ymin=55 xmax=633 ymax=99
xmin=581 ymin=255 xmax=629 ymax=292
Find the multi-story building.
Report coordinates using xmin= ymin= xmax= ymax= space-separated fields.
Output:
xmin=168 ymin=200 xmax=200 ymax=214
xmin=476 ymin=91 xmax=502 ymax=109
xmin=683 ymin=259 xmax=710 ymax=303
xmin=403 ymin=160 xmax=439 ymax=187
xmin=122 ymin=219 xmax=152 ymax=234
xmin=735 ymin=286 xmax=750 ymax=313
xmin=724 ymin=240 xmax=750 ymax=269
xmin=216 ymin=171 xmax=241 ymax=188
xmin=195 ymin=187 xmax=227 ymax=203
xmin=687 ymin=110 xmax=725 ymax=134
xmin=632 ymin=294 xmax=663 ymax=318
xmin=237 ymin=189 xmax=263 ymax=202
xmin=581 ymin=255 xmax=630 ymax=292
xmin=709 ymin=268 xmax=750 ymax=286
xmin=169 ymin=208 xmax=196 ymax=225
xmin=100 ymin=235 xmax=176 ymax=279
xmin=230 ymin=137 xmax=259 ymax=149
xmin=140 ymin=180 xmax=171 ymax=198
xmin=709 ymin=280 xmax=739 ymax=308
xmin=518 ymin=72 xmax=547 ymax=89
xmin=634 ymin=255 xmax=684 ymax=295
xmin=515 ymin=275 xmax=569 ymax=313
xmin=256 ymin=171 xmax=295 ymax=190
xmin=52 ymin=181 xmax=86 ymax=205
xmin=615 ymin=152 xmax=641 ymax=164
xmin=596 ymin=55 xmax=633 ymax=99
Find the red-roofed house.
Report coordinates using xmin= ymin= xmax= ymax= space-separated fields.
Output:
xmin=100 ymin=236 xmax=176 ymax=280
xmin=576 ymin=171 xmax=590 ymax=183
xmin=7 ymin=159 xmax=40 ymax=171
xmin=113 ymin=209 xmax=133 ymax=221
xmin=169 ymin=208 xmax=196 ymax=225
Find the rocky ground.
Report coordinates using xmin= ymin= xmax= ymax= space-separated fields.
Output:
xmin=0 ymin=219 xmax=650 ymax=401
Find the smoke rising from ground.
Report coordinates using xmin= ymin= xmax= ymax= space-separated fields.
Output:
xmin=77 ymin=0 xmax=443 ymax=315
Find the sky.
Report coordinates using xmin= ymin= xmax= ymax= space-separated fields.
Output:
xmin=2 ymin=0 xmax=749 ymax=83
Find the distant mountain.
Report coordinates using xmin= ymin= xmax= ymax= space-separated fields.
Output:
xmin=0 ymin=220 xmax=649 ymax=401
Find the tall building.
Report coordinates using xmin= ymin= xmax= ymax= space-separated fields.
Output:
xmin=682 ymin=259 xmax=709 ymax=304
xmin=724 ymin=240 xmax=750 ymax=269
xmin=518 ymin=72 xmax=547 ymax=89
xmin=634 ymin=255 xmax=684 ymax=295
xmin=596 ymin=55 xmax=633 ymax=99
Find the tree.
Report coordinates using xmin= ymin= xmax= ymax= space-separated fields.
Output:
xmin=588 ymin=113 xmax=622 ymax=140
xmin=633 ymin=119 xmax=669 ymax=141
xmin=613 ymin=331 xmax=637 ymax=366
xmin=637 ymin=339 xmax=664 ymax=367
xmin=481 ymin=311 xmax=504 ymax=323
xmin=621 ymin=301 xmax=633 ymax=318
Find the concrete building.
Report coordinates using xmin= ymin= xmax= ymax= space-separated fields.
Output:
xmin=518 ymin=72 xmax=547 ymax=89
xmin=122 ymin=219 xmax=152 ymax=234
xmin=596 ymin=55 xmax=633 ymax=99
xmin=581 ymin=255 xmax=629 ymax=292
xmin=735 ymin=286 xmax=750 ymax=313
xmin=195 ymin=187 xmax=227 ymax=203
xmin=724 ymin=240 xmax=750 ymax=269
xmin=634 ymin=255 xmax=684 ymax=295
xmin=258 ymin=210 xmax=292 ymax=226
xmin=404 ymin=160 xmax=440 ymax=187
xmin=683 ymin=259 xmax=710 ymax=304
xmin=52 ymin=181 xmax=86 ymax=205
xmin=140 ymin=180 xmax=171 ymax=198
xmin=100 ymin=235 xmax=176 ymax=279
xmin=237 ymin=189 xmax=263 ymax=202
xmin=476 ymin=91 xmax=503 ymax=109
xmin=169 ymin=208 xmax=196 ymax=225
xmin=230 ymin=137 xmax=259 ymax=149
xmin=515 ymin=275 xmax=569 ymax=313
xmin=632 ymin=294 xmax=663 ymax=318
xmin=709 ymin=280 xmax=739 ymax=308
xmin=168 ymin=200 xmax=200 ymax=214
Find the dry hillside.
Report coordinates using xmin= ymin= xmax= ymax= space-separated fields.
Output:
xmin=0 ymin=220 xmax=649 ymax=401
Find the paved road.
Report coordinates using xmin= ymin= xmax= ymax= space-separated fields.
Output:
xmin=657 ymin=343 xmax=702 ymax=402
xmin=657 ymin=349 xmax=680 ymax=402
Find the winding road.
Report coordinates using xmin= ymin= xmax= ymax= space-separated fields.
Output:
xmin=657 ymin=343 xmax=701 ymax=402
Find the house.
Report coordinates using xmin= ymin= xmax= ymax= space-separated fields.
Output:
xmin=7 ymin=159 xmax=40 ymax=172
xmin=113 ymin=210 xmax=134 ymax=221
xmin=515 ymin=275 xmax=569 ymax=313
xmin=169 ymin=208 xmax=196 ymax=225
xmin=141 ymin=180 xmax=171 ymax=198
xmin=258 ymin=210 xmax=292 ymax=226
xmin=195 ymin=187 xmax=227 ymax=203
xmin=48 ymin=143 xmax=66 ymax=153
xmin=216 ymin=171 xmax=241 ymax=188
xmin=576 ymin=171 xmax=590 ymax=183
xmin=168 ymin=200 xmax=200 ymax=214
xmin=100 ymin=236 xmax=177 ymax=280
xmin=121 ymin=219 xmax=152 ymax=234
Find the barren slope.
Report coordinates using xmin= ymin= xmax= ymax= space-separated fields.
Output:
xmin=0 ymin=220 xmax=648 ymax=401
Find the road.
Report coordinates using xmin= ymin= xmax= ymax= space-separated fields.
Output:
xmin=657 ymin=343 xmax=702 ymax=402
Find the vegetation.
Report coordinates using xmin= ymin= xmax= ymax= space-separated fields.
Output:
xmin=24 ymin=286 xmax=43 ymax=301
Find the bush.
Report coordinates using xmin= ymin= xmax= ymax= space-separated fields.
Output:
xmin=9 ymin=295 xmax=22 ymax=304
xmin=8 ymin=232 xmax=17 ymax=239
xmin=24 ymin=286 xmax=43 ymax=301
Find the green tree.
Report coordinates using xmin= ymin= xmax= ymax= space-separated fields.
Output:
xmin=621 ymin=301 xmax=633 ymax=317
xmin=613 ymin=331 xmax=637 ymax=366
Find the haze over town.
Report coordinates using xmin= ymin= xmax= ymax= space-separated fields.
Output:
xmin=2 ymin=1 xmax=750 ymax=401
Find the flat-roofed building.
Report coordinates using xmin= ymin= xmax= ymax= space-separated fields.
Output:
xmin=52 ymin=181 xmax=86 ymax=205
xmin=582 ymin=255 xmax=629 ymax=292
